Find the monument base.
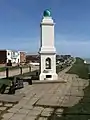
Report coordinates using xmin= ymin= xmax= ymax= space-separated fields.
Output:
xmin=39 ymin=73 xmax=58 ymax=81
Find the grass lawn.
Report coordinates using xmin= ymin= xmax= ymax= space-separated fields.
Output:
xmin=66 ymin=57 xmax=89 ymax=79
xmin=0 ymin=67 xmax=6 ymax=72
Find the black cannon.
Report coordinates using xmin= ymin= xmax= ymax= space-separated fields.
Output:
xmin=8 ymin=77 xmax=24 ymax=94
xmin=8 ymin=84 xmax=15 ymax=94
xmin=23 ymin=76 xmax=32 ymax=85
xmin=0 ymin=84 xmax=8 ymax=94
xmin=13 ymin=77 xmax=24 ymax=89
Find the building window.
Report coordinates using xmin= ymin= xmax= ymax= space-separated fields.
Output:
xmin=45 ymin=57 xmax=51 ymax=69
xmin=18 ymin=59 xmax=19 ymax=63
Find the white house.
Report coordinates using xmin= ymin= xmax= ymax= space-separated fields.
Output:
xmin=7 ymin=50 xmax=20 ymax=64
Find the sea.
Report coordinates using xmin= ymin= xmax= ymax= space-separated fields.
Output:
xmin=83 ymin=58 xmax=90 ymax=64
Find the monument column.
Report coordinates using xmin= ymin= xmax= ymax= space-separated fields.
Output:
xmin=39 ymin=9 xmax=58 ymax=80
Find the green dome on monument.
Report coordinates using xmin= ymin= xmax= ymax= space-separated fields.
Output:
xmin=43 ymin=10 xmax=51 ymax=17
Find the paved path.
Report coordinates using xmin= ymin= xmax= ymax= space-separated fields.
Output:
xmin=1 ymin=64 xmax=89 ymax=120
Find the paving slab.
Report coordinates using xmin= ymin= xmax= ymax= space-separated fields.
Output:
xmin=9 ymin=113 xmax=26 ymax=120
xmin=43 ymin=108 xmax=54 ymax=112
xmin=21 ymin=104 xmax=33 ymax=110
xmin=0 ymin=102 xmax=3 ymax=106
xmin=27 ymin=109 xmax=42 ymax=116
xmin=36 ymin=100 xmax=60 ymax=108
xmin=61 ymin=96 xmax=82 ymax=107
xmin=0 ymin=93 xmax=25 ymax=103
xmin=7 ymin=108 xmax=19 ymax=113
xmin=24 ymin=115 xmax=37 ymax=120
xmin=2 ymin=112 xmax=14 ymax=119
xmin=58 ymin=97 xmax=65 ymax=105
xmin=32 ymin=80 xmax=66 ymax=84
xmin=55 ymin=108 xmax=64 ymax=113
xmin=0 ymin=106 xmax=7 ymax=111
xmin=18 ymin=98 xmax=27 ymax=105
xmin=16 ymin=108 xmax=30 ymax=114
xmin=38 ymin=117 xmax=48 ymax=120
xmin=26 ymin=97 xmax=39 ymax=105
xmin=2 ymin=118 xmax=9 ymax=120
xmin=33 ymin=106 xmax=44 ymax=111
xmin=13 ymin=104 xmax=22 ymax=109
xmin=4 ymin=103 xmax=13 ymax=107
xmin=66 ymin=86 xmax=84 ymax=97
xmin=41 ymin=110 xmax=52 ymax=117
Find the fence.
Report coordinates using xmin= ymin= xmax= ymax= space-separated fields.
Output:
xmin=0 ymin=66 xmax=33 ymax=79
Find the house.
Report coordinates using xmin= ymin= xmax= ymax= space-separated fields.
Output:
xmin=20 ymin=51 xmax=26 ymax=64
xmin=0 ymin=50 xmax=21 ymax=65
xmin=0 ymin=50 xmax=7 ymax=64
xmin=26 ymin=55 xmax=40 ymax=63
xmin=11 ymin=50 xmax=20 ymax=64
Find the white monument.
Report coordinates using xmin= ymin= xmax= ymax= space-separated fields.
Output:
xmin=39 ymin=9 xmax=58 ymax=81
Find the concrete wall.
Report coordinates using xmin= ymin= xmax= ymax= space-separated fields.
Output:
xmin=0 ymin=64 xmax=6 ymax=67
xmin=0 ymin=66 xmax=39 ymax=79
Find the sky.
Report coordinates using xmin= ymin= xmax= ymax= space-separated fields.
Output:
xmin=0 ymin=0 xmax=90 ymax=58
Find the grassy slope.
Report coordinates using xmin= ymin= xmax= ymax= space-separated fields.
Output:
xmin=66 ymin=57 xmax=89 ymax=79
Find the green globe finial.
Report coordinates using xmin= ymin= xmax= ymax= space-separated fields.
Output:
xmin=43 ymin=9 xmax=51 ymax=17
